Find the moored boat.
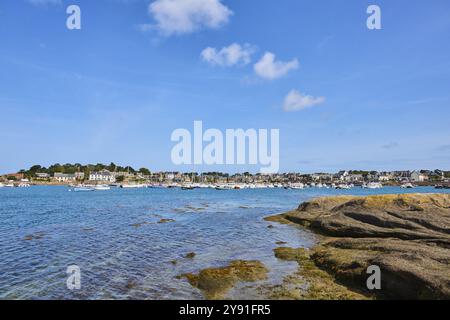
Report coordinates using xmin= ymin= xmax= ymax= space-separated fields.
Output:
xmin=73 ymin=186 xmax=95 ymax=192
xmin=17 ymin=183 xmax=31 ymax=188
xmin=401 ymin=183 xmax=415 ymax=189
xmin=93 ymin=185 xmax=111 ymax=190
xmin=215 ymin=184 xmax=234 ymax=190
xmin=120 ymin=184 xmax=147 ymax=189
xmin=435 ymin=184 xmax=450 ymax=190
xmin=362 ymin=182 xmax=383 ymax=189
xmin=336 ymin=184 xmax=352 ymax=189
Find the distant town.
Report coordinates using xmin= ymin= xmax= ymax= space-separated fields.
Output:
xmin=1 ymin=163 xmax=450 ymax=189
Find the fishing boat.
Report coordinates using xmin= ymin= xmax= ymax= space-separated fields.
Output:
xmin=401 ymin=183 xmax=415 ymax=189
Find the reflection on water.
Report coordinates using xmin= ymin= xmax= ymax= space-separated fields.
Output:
xmin=0 ymin=186 xmax=447 ymax=299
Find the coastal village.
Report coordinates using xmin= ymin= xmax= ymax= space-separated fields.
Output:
xmin=1 ymin=163 xmax=449 ymax=190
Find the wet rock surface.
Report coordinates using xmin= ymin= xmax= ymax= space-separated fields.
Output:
xmin=179 ymin=260 xmax=268 ymax=299
xmin=23 ymin=232 xmax=46 ymax=241
xmin=268 ymin=194 xmax=450 ymax=299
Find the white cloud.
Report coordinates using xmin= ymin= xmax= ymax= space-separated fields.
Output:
xmin=254 ymin=52 xmax=298 ymax=80
xmin=28 ymin=0 xmax=61 ymax=5
xmin=201 ymin=43 xmax=255 ymax=67
xmin=283 ymin=90 xmax=325 ymax=112
xmin=149 ymin=0 xmax=233 ymax=36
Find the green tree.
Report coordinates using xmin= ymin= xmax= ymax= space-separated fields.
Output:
xmin=139 ymin=168 xmax=151 ymax=176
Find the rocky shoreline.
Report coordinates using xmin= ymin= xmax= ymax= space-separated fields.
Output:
xmin=266 ymin=193 xmax=450 ymax=299
xmin=178 ymin=193 xmax=449 ymax=300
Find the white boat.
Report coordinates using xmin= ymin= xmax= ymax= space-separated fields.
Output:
xmin=93 ymin=185 xmax=111 ymax=190
xmin=336 ymin=184 xmax=352 ymax=189
xmin=287 ymin=183 xmax=304 ymax=189
xmin=5 ymin=183 xmax=14 ymax=188
xmin=362 ymin=182 xmax=383 ymax=189
xmin=120 ymin=184 xmax=147 ymax=189
xmin=401 ymin=183 xmax=415 ymax=189
xmin=215 ymin=184 xmax=234 ymax=190
xmin=73 ymin=186 xmax=94 ymax=192
xmin=17 ymin=183 xmax=31 ymax=188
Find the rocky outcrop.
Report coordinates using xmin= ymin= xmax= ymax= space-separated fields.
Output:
xmin=179 ymin=260 xmax=268 ymax=299
xmin=269 ymin=194 xmax=450 ymax=299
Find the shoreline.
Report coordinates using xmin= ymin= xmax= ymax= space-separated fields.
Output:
xmin=265 ymin=193 xmax=450 ymax=299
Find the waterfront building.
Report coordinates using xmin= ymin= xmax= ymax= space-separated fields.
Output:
xmin=89 ymin=170 xmax=116 ymax=183
xmin=53 ymin=173 xmax=76 ymax=182
xmin=411 ymin=171 xmax=429 ymax=182
xmin=35 ymin=173 xmax=50 ymax=179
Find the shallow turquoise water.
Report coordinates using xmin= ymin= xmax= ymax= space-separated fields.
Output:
xmin=0 ymin=186 xmax=447 ymax=300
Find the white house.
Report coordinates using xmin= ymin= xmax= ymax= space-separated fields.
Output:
xmin=36 ymin=173 xmax=50 ymax=179
xmin=379 ymin=172 xmax=394 ymax=182
xmin=411 ymin=171 xmax=428 ymax=182
xmin=89 ymin=170 xmax=116 ymax=183
xmin=74 ymin=172 xmax=85 ymax=180
xmin=344 ymin=174 xmax=364 ymax=183
xmin=53 ymin=173 xmax=76 ymax=182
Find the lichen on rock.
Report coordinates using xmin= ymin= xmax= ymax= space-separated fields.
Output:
xmin=179 ymin=260 xmax=268 ymax=299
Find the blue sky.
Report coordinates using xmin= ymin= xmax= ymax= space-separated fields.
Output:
xmin=1 ymin=0 xmax=450 ymax=174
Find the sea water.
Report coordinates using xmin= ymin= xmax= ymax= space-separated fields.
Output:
xmin=0 ymin=186 xmax=447 ymax=299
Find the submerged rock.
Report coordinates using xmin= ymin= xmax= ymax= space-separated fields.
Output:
xmin=185 ymin=252 xmax=196 ymax=259
xmin=269 ymin=194 xmax=450 ymax=299
xmin=180 ymin=260 xmax=268 ymax=299
xmin=23 ymin=232 xmax=46 ymax=241
xmin=130 ymin=222 xmax=150 ymax=228
xmin=158 ymin=218 xmax=176 ymax=224
xmin=273 ymin=247 xmax=368 ymax=300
